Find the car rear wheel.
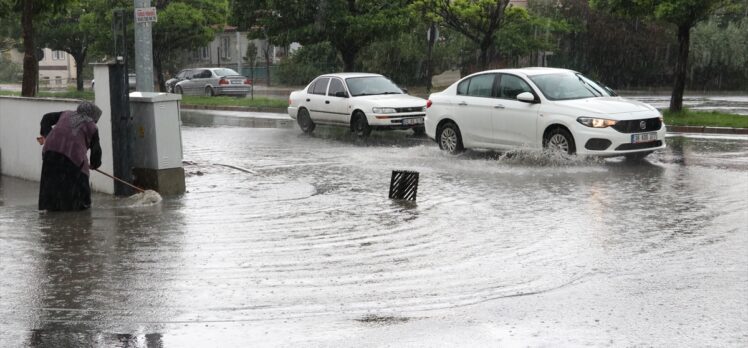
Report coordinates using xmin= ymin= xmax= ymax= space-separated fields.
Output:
xmin=352 ymin=112 xmax=372 ymax=137
xmin=437 ymin=122 xmax=464 ymax=154
xmin=205 ymin=86 xmax=214 ymax=97
xmin=175 ymin=86 xmax=183 ymax=95
xmin=297 ymin=108 xmax=315 ymax=134
xmin=543 ymin=127 xmax=576 ymax=155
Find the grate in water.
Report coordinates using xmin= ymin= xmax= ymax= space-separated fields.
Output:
xmin=389 ymin=170 xmax=419 ymax=201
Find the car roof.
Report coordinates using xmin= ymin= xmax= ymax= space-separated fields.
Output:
xmin=318 ymin=72 xmax=383 ymax=79
xmin=475 ymin=67 xmax=578 ymax=77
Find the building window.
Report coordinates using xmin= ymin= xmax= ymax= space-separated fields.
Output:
xmin=200 ymin=46 xmax=210 ymax=60
xmin=52 ymin=50 xmax=66 ymax=61
xmin=221 ymin=37 xmax=230 ymax=59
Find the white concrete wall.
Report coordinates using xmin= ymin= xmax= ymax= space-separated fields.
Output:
xmin=0 ymin=96 xmax=114 ymax=194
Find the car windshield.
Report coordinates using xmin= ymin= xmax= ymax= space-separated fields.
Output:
xmin=528 ymin=73 xmax=608 ymax=101
xmin=213 ymin=68 xmax=240 ymax=77
xmin=345 ymin=76 xmax=403 ymax=97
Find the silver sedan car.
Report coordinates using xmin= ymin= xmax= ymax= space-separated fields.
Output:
xmin=172 ymin=67 xmax=252 ymax=97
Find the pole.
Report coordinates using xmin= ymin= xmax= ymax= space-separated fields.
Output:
xmin=134 ymin=0 xmax=154 ymax=92
xmin=236 ymin=31 xmax=241 ymax=74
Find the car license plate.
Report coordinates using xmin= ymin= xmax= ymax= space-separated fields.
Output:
xmin=230 ymin=80 xmax=243 ymax=84
xmin=402 ymin=118 xmax=423 ymax=125
xmin=631 ymin=132 xmax=657 ymax=143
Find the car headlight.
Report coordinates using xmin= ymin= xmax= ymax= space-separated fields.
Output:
xmin=577 ymin=117 xmax=617 ymax=128
xmin=372 ymin=107 xmax=397 ymax=114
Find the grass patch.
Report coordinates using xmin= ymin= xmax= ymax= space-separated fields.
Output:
xmin=664 ymin=109 xmax=748 ymax=128
xmin=181 ymin=95 xmax=287 ymax=108
xmin=0 ymin=89 xmax=94 ymax=100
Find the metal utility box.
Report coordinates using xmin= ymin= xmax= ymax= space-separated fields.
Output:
xmin=130 ymin=92 xmax=183 ymax=169
xmin=129 ymin=92 xmax=185 ymax=195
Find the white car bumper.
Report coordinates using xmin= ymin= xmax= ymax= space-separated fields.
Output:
xmin=572 ymin=122 xmax=667 ymax=156
xmin=288 ymin=106 xmax=298 ymax=120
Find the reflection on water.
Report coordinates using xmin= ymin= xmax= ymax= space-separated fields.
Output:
xmin=1 ymin=127 xmax=746 ymax=346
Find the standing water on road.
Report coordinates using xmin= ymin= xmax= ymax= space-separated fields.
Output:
xmin=1 ymin=126 xmax=747 ymax=347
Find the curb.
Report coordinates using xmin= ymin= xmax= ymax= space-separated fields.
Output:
xmin=181 ymin=104 xmax=286 ymax=114
xmin=666 ymin=125 xmax=748 ymax=135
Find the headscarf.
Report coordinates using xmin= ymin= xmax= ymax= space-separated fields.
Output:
xmin=69 ymin=102 xmax=102 ymax=135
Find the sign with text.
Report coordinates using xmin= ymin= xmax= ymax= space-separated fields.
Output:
xmin=135 ymin=7 xmax=157 ymax=23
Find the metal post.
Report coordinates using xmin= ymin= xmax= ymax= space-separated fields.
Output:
xmin=134 ymin=0 xmax=154 ymax=92
xmin=110 ymin=61 xmax=135 ymax=196
xmin=236 ymin=31 xmax=241 ymax=74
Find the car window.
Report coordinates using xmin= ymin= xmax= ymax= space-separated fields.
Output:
xmin=213 ymin=68 xmax=240 ymax=77
xmin=195 ymin=70 xmax=211 ymax=79
xmin=328 ymin=78 xmax=346 ymax=97
xmin=312 ymin=77 xmax=330 ymax=95
xmin=466 ymin=74 xmax=496 ymax=98
xmin=529 ymin=73 xmax=602 ymax=101
xmin=457 ymin=79 xmax=469 ymax=95
xmin=345 ymin=76 xmax=402 ymax=96
xmin=499 ymin=74 xmax=533 ymax=100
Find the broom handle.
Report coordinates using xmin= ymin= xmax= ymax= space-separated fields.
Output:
xmin=93 ymin=168 xmax=145 ymax=193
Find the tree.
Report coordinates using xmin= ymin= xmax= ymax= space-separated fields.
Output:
xmin=591 ymin=0 xmax=729 ymax=111
xmin=36 ymin=0 xmax=96 ymax=91
xmin=415 ymin=0 xmax=512 ymax=71
xmin=3 ymin=0 xmax=69 ymax=96
xmin=232 ymin=0 xmax=413 ymax=72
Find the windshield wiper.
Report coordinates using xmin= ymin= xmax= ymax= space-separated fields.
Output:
xmin=577 ymin=75 xmax=603 ymax=97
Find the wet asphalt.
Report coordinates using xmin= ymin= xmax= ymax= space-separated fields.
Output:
xmin=1 ymin=124 xmax=747 ymax=347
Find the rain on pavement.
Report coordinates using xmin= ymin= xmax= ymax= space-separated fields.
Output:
xmin=1 ymin=120 xmax=747 ymax=347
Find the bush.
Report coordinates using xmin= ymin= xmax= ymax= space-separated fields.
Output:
xmin=0 ymin=53 xmax=21 ymax=83
xmin=277 ymin=42 xmax=340 ymax=85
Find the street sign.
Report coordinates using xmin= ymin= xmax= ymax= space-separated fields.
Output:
xmin=134 ymin=7 xmax=157 ymax=23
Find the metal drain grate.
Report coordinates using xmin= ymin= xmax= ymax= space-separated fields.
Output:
xmin=389 ymin=170 xmax=419 ymax=201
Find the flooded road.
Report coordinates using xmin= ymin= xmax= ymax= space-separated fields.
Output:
xmin=1 ymin=126 xmax=747 ymax=347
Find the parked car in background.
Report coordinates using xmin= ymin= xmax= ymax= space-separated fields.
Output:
xmin=165 ymin=69 xmax=192 ymax=93
xmin=170 ymin=67 xmax=251 ymax=97
xmin=425 ymin=67 xmax=666 ymax=159
xmin=91 ymin=73 xmax=136 ymax=90
xmin=288 ymin=73 xmax=427 ymax=136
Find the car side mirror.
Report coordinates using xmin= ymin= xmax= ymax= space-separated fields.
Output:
xmin=516 ymin=92 xmax=537 ymax=103
xmin=400 ymin=87 xmax=409 ymax=94
xmin=335 ymin=91 xmax=348 ymax=98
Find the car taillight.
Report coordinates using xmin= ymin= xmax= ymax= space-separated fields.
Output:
xmin=244 ymin=79 xmax=252 ymax=85
xmin=288 ymin=98 xmax=292 ymax=105
xmin=219 ymin=78 xmax=229 ymax=85
xmin=426 ymin=99 xmax=432 ymax=108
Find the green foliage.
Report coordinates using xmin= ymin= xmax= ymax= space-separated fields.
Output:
xmin=277 ymin=42 xmax=340 ymax=85
xmin=357 ymin=26 xmax=466 ymax=85
xmin=689 ymin=15 xmax=748 ymax=89
xmin=0 ymin=52 xmax=22 ymax=82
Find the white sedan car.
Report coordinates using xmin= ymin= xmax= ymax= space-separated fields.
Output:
xmin=288 ymin=73 xmax=427 ymax=136
xmin=425 ymin=67 xmax=666 ymax=159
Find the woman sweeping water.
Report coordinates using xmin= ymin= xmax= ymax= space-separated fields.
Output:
xmin=37 ymin=102 xmax=103 ymax=211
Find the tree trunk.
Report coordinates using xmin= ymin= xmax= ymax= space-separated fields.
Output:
xmin=153 ymin=52 xmax=165 ymax=92
xmin=264 ymin=45 xmax=271 ymax=87
xmin=341 ymin=50 xmax=356 ymax=72
xmin=73 ymin=51 xmax=85 ymax=91
xmin=21 ymin=0 xmax=37 ymax=97
xmin=670 ymin=24 xmax=691 ymax=112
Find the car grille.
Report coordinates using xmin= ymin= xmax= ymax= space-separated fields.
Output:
xmin=612 ymin=118 xmax=662 ymax=133
xmin=615 ymin=140 xmax=663 ymax=151
xmin=395 ymin=107 xmax=424 ymax=113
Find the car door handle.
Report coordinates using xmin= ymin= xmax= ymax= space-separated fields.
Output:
xmin=494 ymin=104 xmax=505 ymax=109
xmin=306 ymin=98 xmax=310 ymax=102
xmin=325 ymin=100 xmax=330 ymax=104
xmin=458 ymin=101 xmax=467 ymax=106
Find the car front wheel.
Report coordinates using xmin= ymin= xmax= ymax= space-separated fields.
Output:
xmin=543 ymin=127 xmax=576 ymax=155
xmin=437 ymin=122 xmax=464 ymax=154
xmin=297 ymin=108 xmax=315 ymax=134
xmin=352 ymin=112 xmax=372 ymax=137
